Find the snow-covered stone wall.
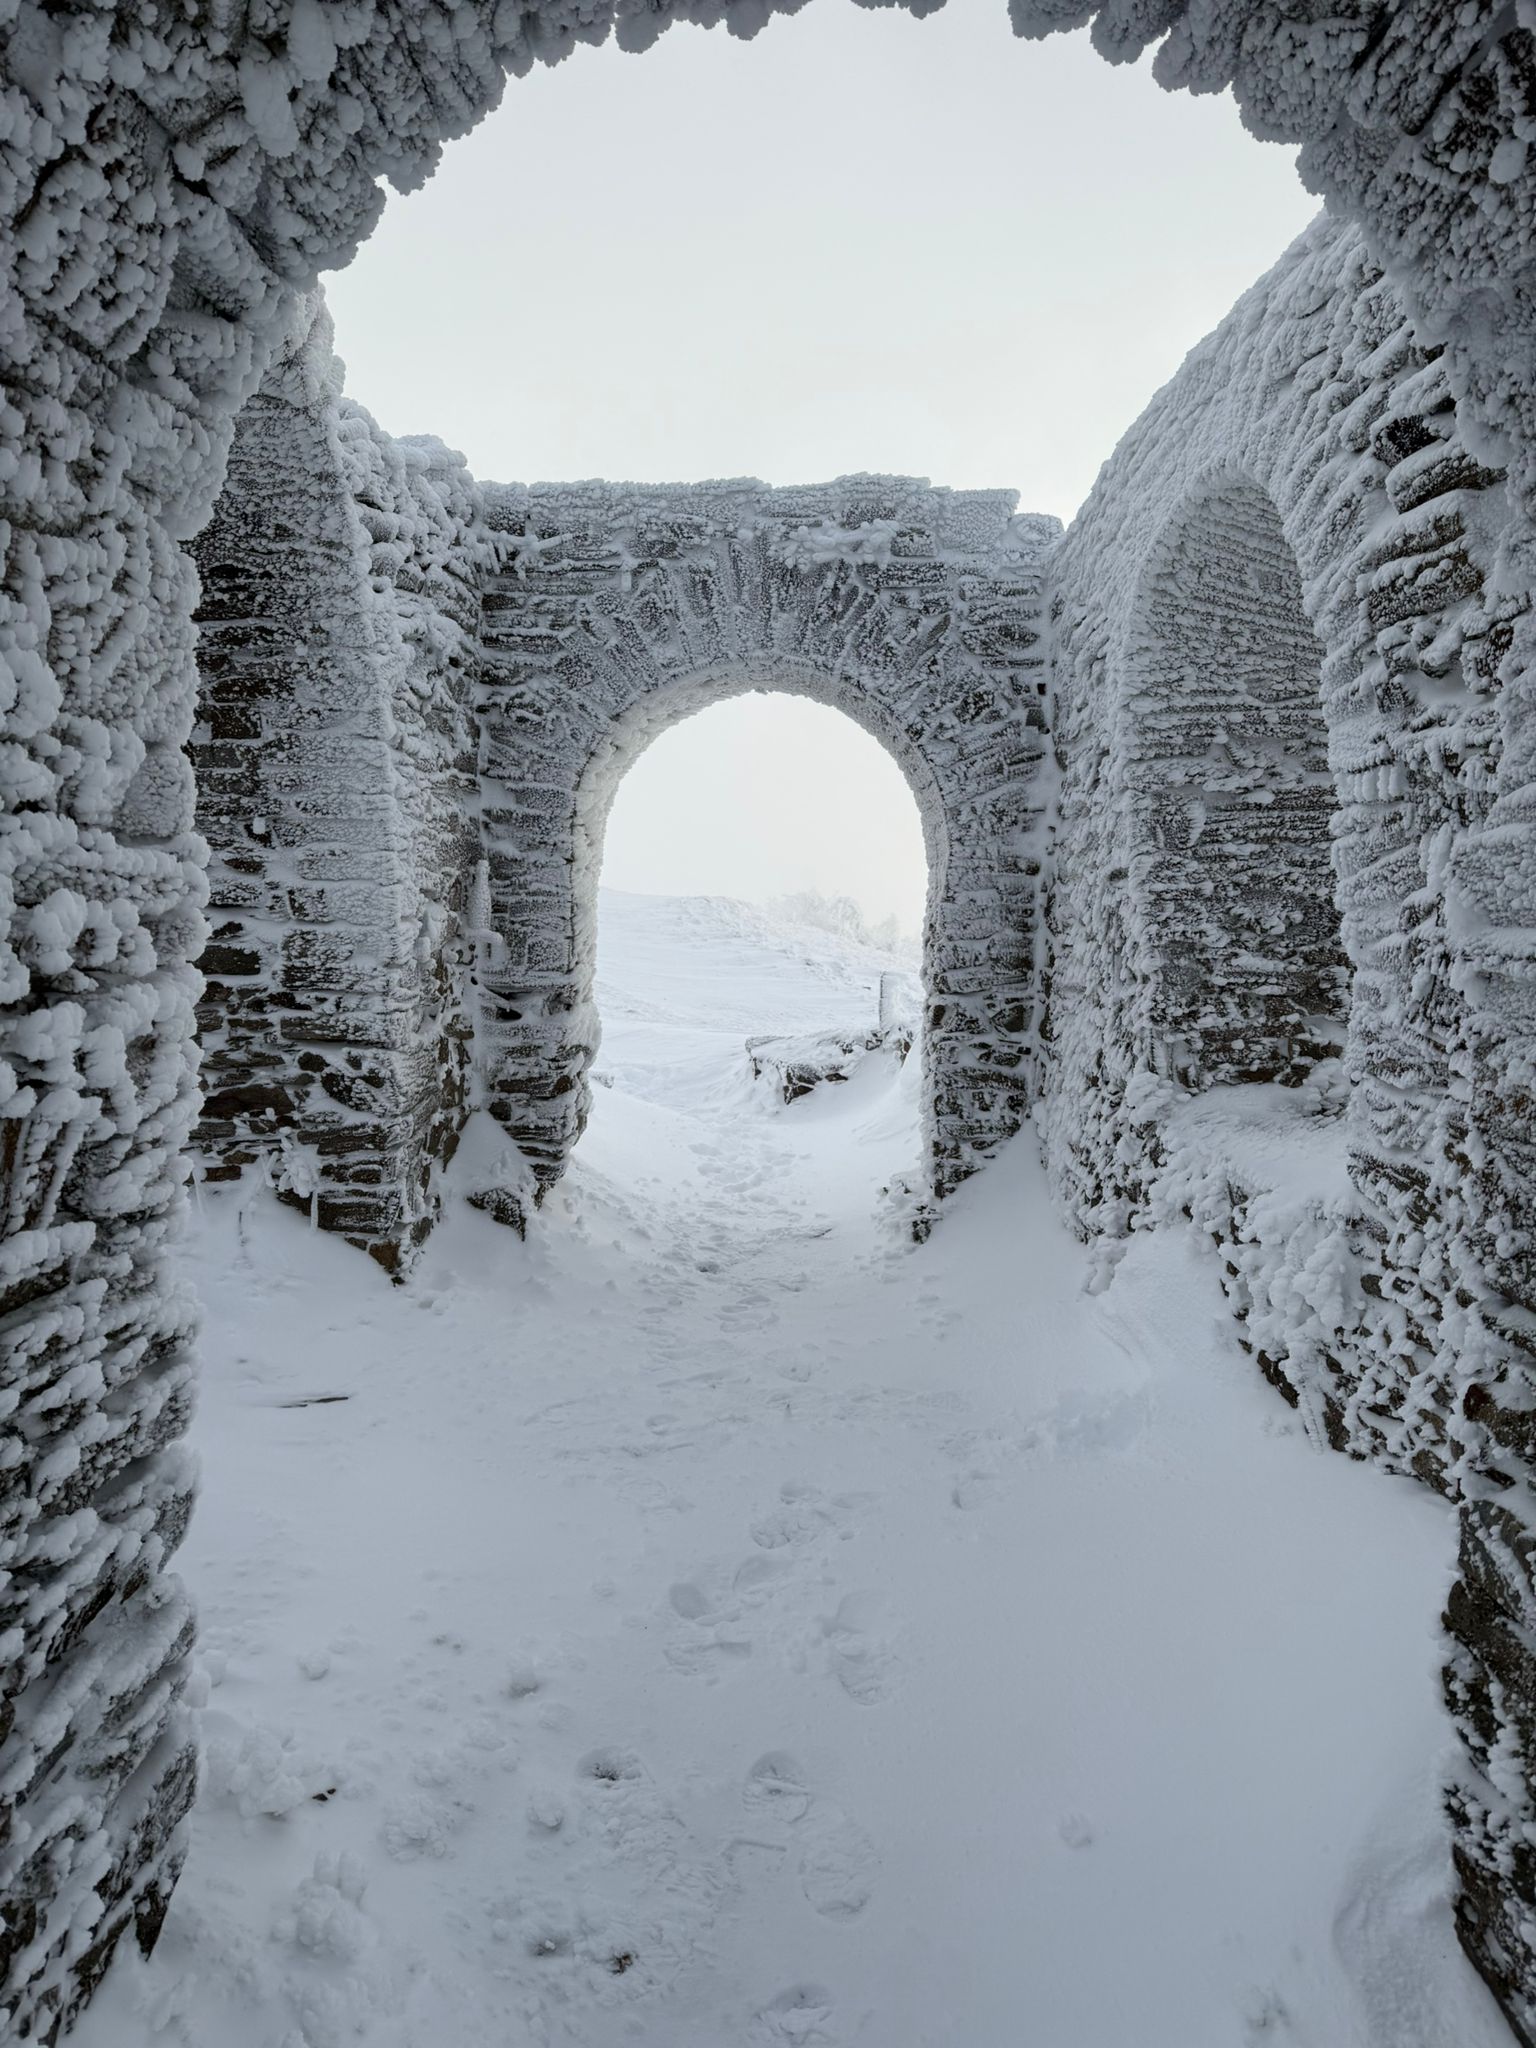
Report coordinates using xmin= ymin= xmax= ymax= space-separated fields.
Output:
xmin=1037 ymin=210 xmax=1536 ymax=2038
xmin=191 ymin=301 xmax=486 ymax=1272
xmin=192 ymin=369 xmax=1054 ymax=1248
xmin=5 ymin=0 xmax=1536 ymax=2036
xmin=1121 ymin=479 xmax=1348 ymax=1094
xmin=473 ymin=477 xmax=1054 ymax=1211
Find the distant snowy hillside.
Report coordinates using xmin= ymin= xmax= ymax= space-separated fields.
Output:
xmin=591 ymin=889 xmax=920 ymax=1111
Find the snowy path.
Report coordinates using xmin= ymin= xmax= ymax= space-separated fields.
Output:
xmin=80 ymin=897 xmax=1506 ymax=2048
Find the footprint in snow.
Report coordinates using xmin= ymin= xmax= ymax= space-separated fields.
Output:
xmin=734 ymin=1554 xmax=790 ymax=1599
xmin=749 ymin=1482 xmax=856 ymax=1552
xmin=821 ymin=1592 xmax=903 ymax=1706
xmin=669 ymin=1581 xmax=712 ymax=1621
xmin=664 ymin=1631 xmax=753 ymax=1676
xmin=743 ymin=1750 xmax=813 ymax=1823
xmin=772 ymin=1353 xmax=815 ymax=1382
xmin=740 ymin=1753 xmax=881 ymax=1920
xmin=663 ymin=1578 xmax=755 ymax=1677
xmin=797 ymin=1811 xmax=880 ymax=1919
xmin=664 ymin=1552 xmax=795 ymax=1677
xmin=754 ymin=1982 xmax=842 ymax=2043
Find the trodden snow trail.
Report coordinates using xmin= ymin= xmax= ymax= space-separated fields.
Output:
xmin=78 ymin=894 xmax=1506 ymax=2048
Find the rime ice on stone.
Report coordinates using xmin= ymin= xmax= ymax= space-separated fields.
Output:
xmin=5 ymin=0 xmax=1536 ymax=2036
xmin=1039 ymin=212 xmax=1536 ymax=2037
xmin=475 ymin=476 xmax=1055 ymax=1205
xmin=191 ymin=298 xmax=487 ymax=1272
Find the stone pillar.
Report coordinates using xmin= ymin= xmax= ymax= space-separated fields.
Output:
xmin=191 ymin=309 xmax=483 ymax=1275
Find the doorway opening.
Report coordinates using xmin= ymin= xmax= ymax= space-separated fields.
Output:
xmin=576 ymin=692 xmax=928 ymax=1228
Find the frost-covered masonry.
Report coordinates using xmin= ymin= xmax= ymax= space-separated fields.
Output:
xmin=474 ymin=475 xmax=1052 ymax=1210
xmin=189 ymin=315 xmax=1056 ymax=1250
xmin=5 ymin=0 xmax=1536 ymax=2039
xmin=1039 ymin=209 xmax=1536 ymax=2039
xmin=191 ymin=297 xmax=486 ymax=1271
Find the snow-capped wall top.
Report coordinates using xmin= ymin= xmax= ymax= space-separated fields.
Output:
xmin=486 ymin=477 xmax=1058 ymax=570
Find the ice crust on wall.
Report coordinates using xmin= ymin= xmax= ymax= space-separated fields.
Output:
xmin=4 ymin=0 xmax=1536 ymax=2036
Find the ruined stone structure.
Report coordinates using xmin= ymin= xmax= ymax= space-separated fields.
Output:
xmin=474 ymin=479 xmax=1052 ymax=1212
xmin=190 ymin=304 xmax=488 ymax=1267
xmin=4 ymin=0 xmax=1536 ymax=2040
xmin=1042 ymin=211 xmax=1535 ymax=2022
xmin=190 ymin=326 xmax=1054 ymax=1256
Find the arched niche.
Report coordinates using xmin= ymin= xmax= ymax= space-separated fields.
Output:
xmin=1121 ymin=475 xmax=1349 ymax=1092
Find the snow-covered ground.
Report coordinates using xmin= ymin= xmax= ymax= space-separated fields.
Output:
xmin=79 ymin=891 xmax=1506 ymax=2048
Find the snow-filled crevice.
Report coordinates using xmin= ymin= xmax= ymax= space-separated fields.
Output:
xmin=1124 ymin=476 xmax=1348 ymax=1094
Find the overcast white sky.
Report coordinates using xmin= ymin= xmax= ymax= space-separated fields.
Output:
xmin=327 ymin=2 xmax=1319 ymax=931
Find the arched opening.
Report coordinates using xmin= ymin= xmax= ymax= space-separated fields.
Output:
xmin=1124 ymin=476 xmax=1348 ymax=1095
xmin=475 ymin=660 xmax=953 ymax=1202
xmin=577 ymin=692 xmax=928 ymax=1205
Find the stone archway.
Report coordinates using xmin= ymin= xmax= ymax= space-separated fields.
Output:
xmin=472 ymin=479 xmax=1057 ymax=1207
xmin=1038 ymin=214 xmax=1534 ymax=2035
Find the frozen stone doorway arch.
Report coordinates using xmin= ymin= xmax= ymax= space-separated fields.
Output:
xmin=473 ymin=479 xmax=1059 ymax=1206
xmin=9 ymin=1 xmax=1536 ymax=2035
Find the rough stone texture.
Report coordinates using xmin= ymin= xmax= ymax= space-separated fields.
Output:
xmin=197 ymin=418 xmax=1055 ymax=1225
xmin=3 ymin=0 xmax=1536 ymax=2036
xmin=1036 ymin=211 xmax=1535 ymax=2039
xmin=475 ymin=477 xmax=1054 ymax=1202
xmin=190 ymin=301 xmax=485 ymax=1272
xmin=1125 ymin=481 xmax=1347 ymax=1092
